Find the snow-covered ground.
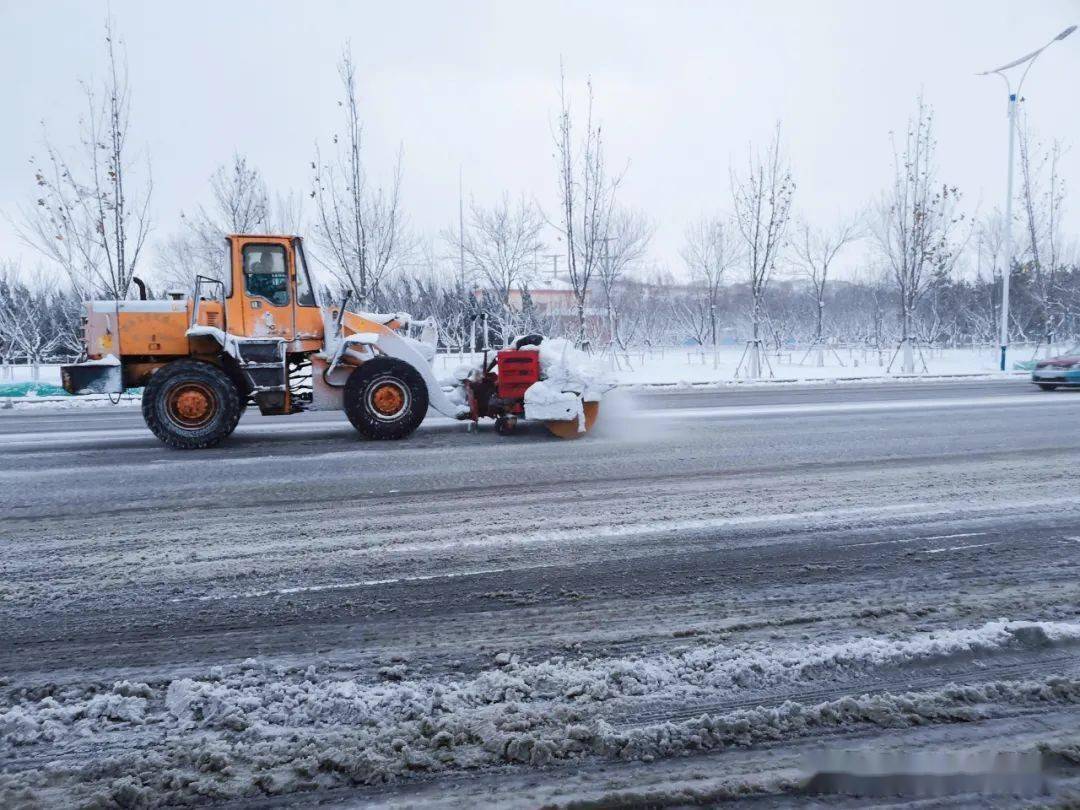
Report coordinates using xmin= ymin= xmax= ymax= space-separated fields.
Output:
xmin=434 ymin=344 xmax=1025 ymax=387
xmin=0 ymin=343 xmax=1032 ymax=395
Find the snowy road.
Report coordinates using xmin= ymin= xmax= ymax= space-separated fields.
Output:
xmin=3 ymin=379 xmax=1080 ymax=807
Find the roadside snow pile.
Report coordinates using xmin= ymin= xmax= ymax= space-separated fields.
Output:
xmin=0 ymin=681 xmax=152 ymax=745
xmin=4 ymin=621 xmax=1077 ymax=749
xmin=3 ymin=620 xmax=1080 ymax=806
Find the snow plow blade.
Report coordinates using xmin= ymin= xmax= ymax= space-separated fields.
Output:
xmin=545 ymin=401 xmax=599 ymax=439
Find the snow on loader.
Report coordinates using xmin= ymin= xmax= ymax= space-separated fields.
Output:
xmin=60 ymin=234 xmax=604 ymax=448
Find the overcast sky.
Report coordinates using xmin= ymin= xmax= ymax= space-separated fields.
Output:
xmin=2 ymin=0 xmax=1079 ymax=282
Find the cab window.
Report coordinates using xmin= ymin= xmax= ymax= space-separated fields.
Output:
xmin=294 ymin=241 xmax=317 ymax=307
xmin=221 ymin=243 xmax=232 ymax=297
xmin=243 ymin=244 xmax=289 ymax=306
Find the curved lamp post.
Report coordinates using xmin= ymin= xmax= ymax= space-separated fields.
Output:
xmin=979 ymin=25 xmax=1075 ymax=371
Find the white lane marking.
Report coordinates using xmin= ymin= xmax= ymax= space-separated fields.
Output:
xmin=184 ymin=563 xmax=542 ymax=602
xmin=920 ymin=532 xmax=989 ymax=541
xmin=924 ymin=542 xmax=994 ymax=554
xmin=180 ymin=497 xmax=1076 ymax=603
xmin=196 ymin=513 xmax=996 ymax=602
xmin=637 ymin=394 xmax=1076 ymax=421
xmin=847 ymin=531 xmax=987 ymax=549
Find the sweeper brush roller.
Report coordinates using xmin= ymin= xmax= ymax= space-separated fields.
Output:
xmin=545 ymin=400 xmax=600 ymax=439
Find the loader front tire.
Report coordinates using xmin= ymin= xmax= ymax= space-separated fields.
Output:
xmin=142 ymin=360 xmax=242 ymax=449
xmin=344 ymin=356 xmax=428 ymax=440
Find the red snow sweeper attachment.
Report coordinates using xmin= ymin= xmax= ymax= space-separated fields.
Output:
xmin=462 ymin=341 xmax=598 ymax=438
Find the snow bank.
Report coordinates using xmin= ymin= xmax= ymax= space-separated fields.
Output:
xmin=3 ymin=620 xmax=1079 ymax=805
xmin=429 ymin=345 xmax=1027 ymax=389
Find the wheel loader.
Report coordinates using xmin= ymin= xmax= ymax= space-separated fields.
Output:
xmin=60 ymin=234 xmax=601 ymax=448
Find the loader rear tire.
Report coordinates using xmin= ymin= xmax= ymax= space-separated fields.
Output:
xmin=142 ymin=360 xmax=242 ymax=449
xmin=344 ymin=356 xmax=428 ymax=440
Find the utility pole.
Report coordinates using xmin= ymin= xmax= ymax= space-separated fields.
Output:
xmin=979 ymin=25 xmax=1076 ymax=371
xmin=458 ymin=166 xmax=466 ymax=291
xmin=545 ymin=253 xmax=560 ymax=283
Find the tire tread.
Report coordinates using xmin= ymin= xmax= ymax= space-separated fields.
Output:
xmin=142 ymin=359 xmax=242 ymax=449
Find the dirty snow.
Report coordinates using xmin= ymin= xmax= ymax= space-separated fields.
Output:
xmin=3 ymin=620 xmax=1079 ymax=806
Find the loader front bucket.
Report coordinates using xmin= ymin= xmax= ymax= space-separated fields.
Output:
xmin=61 ymin=359 xmax=123 ymax=395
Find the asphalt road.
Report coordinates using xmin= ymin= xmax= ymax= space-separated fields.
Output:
xmin=2 ymin=378 xmax=1080 ymax=807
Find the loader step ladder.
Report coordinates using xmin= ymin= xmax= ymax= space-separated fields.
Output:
xmin=235 ymin=337 xmax=289 ymax=414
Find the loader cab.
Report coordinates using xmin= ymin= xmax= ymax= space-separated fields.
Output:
xmin=223 ymin=235 xmax=322 ymax=345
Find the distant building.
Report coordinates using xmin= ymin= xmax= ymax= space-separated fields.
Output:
xmin=507 ymin=276 xmax=576 ymax=313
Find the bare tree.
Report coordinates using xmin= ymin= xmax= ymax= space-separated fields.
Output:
xmin=790 ymin=215 xmax=863 ymax=363
xmin=615 ymin=268 xmax=678 ymax=348
xmin=447 ymin=193 xmax=545 ymax=316
xmin=210 ymin=154 xmax=270 ymax=233
xmin=731 ymin=122 xmax=795 ymax=377
xmin=17 ymin=17 xmax=152 ymax=300
xmin=1017 ymin=120 xmax=1068 ymax=356
xmin=873 ymin=97 xmax=964 ymax=373
xmin=159 ymin=153 xmax=287 ymax=289
xmin=596 ymin=207 xmax=653 ymax=349
xmin=312 ymin=44 xmax=411 ymax=308
xmin=973 ymin=211 xmax=1008 ymax=342
xmin=681 ymin=214 xmax=737 ymax=352
xmin=552 ymin=65 xmax=625 ymax=347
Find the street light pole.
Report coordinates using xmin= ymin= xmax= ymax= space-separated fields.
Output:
xmin=980 ymin=25 xmax=1076 ymax=371
xmin=1000 ymin=90 xmax=1017 ymax=372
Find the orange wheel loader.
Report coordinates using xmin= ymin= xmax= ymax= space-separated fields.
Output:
xmin=60 ymin=235 xmax=601 ymax=448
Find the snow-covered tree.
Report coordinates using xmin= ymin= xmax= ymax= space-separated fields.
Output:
xmin=872 ymin=97 xmax=965 ymax=373
xmin=681 ymin=214 xmax=737 ymax=350
xmin=446 ymin=193 xmax=545 ymax=312
xmin=552 ymin=65 xmax=626 ymax=347
xmin=1017 ymin=121 xmax=1069 ymax=355
xmin=731 ymin=123 xmax=795 ymax=377
xmin=790 ymin=215 xmax=863 ymax=361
